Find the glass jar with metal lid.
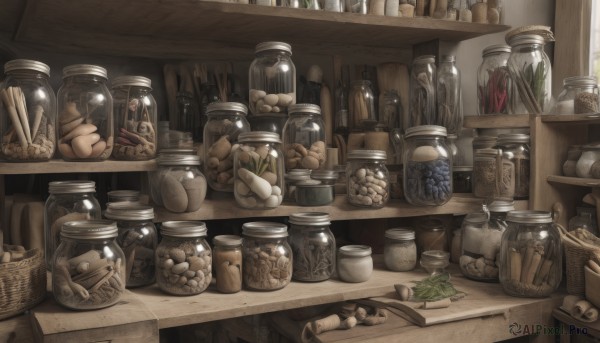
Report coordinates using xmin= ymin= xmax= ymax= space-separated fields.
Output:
xmin=437 ymin=55 xmax=463 ymax=135
xmin=348 ymin=80 xmax=376 ymax=132
xmin=44 ymin=181 xmax=102 ymax=269
xmin=499 ymin=211 xmax=562 ymax=297
xmin=213 ymin=235 xmax=243 ymax=294
xmin=477 ymin=44 xmax=512 ymax=115
xmin=0 ymin=59 xmax=57 ymax=161
xmin=148 ymin=153 xmax=207 ymax=213
xmin=156 ymin=221 xmax=212 ymax=296
xmin=384 ymin=228 xmax=417 ymax=272
xmin=52 ymin=220 xmax=126 ymax=310
xmin=409 ymin=55 xmax=436 ymax=127
xmin=234 ymin=131 xmax=284 ymax=209
xmin=106 ymin=190 xmax=141 ymax=204
xmin=420 ymin=250 xmax=450 ymax=276
xmin=311 ymin=169 xmax=339 ymax=185
xmin=553 ymin=76 xmax=599 ymax=115
xmin=496 ymin=133 xmax=530 ymax=199
xmin=241 ymin=221 xmax=292 ymax=291
xmin=56 ymin=64 xmax=112 ymax=161
xmin=403 ymin=125 xmax=452 ymax=206
xmin=288 ymin=212 xmax=336 ymax=282
xmin=249 ymin=41 xmax=296 ymax=115
xmin=472 ymin=135 xmax=497 ymax=156
xmin=203 ymin=102 xmax=251 ymax=192
xmin=111 ymin=75 xmax=157 ymax=161
xmin=415 ymin=216 xmax=448 ymax=253
xmin=282 ymin=103 xmax=327 ymax=172
xmin=104 ymin=203 xmax=157 ymax=288
xmin=472 ymin=148 xmax=515 ymax=200
xmin=346 ymin=149 xmax=390 ymax=208
xmin=337 ymin=245 xmax=373 ymax=283
xmin=460 ymin=208 xmax=502 ymax=282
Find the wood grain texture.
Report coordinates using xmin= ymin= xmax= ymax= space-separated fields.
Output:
xmin=547 ymin=175 xmax=600 ymax=188
xmin=0 ymin=159 xmax=157 ymax=175
xmin=463 ymin=114 xmax=530 ymax=129
xmin=0 ymin=314 xmax=35 ymax=343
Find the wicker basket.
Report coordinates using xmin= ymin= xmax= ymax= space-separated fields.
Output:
xmin=0 ymin=248 xmax=47 ymax=320
xmin=561 ymin=227 xmax=600 ymax=296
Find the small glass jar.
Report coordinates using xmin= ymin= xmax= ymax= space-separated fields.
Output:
xmin=409 ymin=55 xmax=436 ymax=128
xmin=460 ymin=211 xmax=502 ymax=282
xmin=249 ymin=42 xmax=296 ymax=115
xmin=415 ymin=216 xmax=448 ymax=253
xmin=203 ymin=102 xmax=251 ymax=192
xmin=0 ymin=59 xmax=56 ymax=161
xmin=234 ymin=131 xmax=284 ymax=209
xmin=348 ymin=80 xmax=377 ymax=132
xmin=52 ymin=220 xmax=126 ymax=310
xmin=453 ymin=166 xmax=473 ymax=193
xmin=242 ymin=221 xmax=292 ymax=291
xmin=403 ymin=125 xmax=452 ymax=206
xmin=568 ymin=207 xmax=598 ymax=236
xmin=57 ymin=64 xmax=112 ymax=161
xmin=384 ymin=228 xmax=417 ymax=272
xmin=437 ymin=55 xmax=463 ymax=135
xmin=337 ymin=245 xmax=373 ymax=283
xmin=563 ymin=145 xmax=583 ymax=177
xmin=499 ymin=211 xmax=562 ymax=297
xmin=346 ymin=149 xmax=390 ymax=208
xmin=213 ymin=235 xmax=243 ymax=294
xmin=44 ymin=181 xmax=102 ymax=269
xmin=420 ymin=250 xmax=450 ymax=276
xmin=148 ymin=153 xmax=207 ymax=212
xmin=285 ymin=169 xmax=311 ymax=202
xmin=104 ymin=203 xmax=157 ymax=287
xmin=282 ymin=104 xmax=327 ymax=172
xmin=156 ymin=221 xmax=212 ymax=295
xmin=576 ymin=143 xmax=600 ymax=178
xmin=111 ymin=75 xmax=157 ymax=161
xmin=289 ymin=212 xmax=336 ymax=282
xmin=106 ymin=190 xmax=141 ymax=204
xmin=553 ymin=76 xmax=599 ymax=115
xmin=477 ymin=44 xmax=512 ymax=115
xmin=472 ymin=148 xmax=515 ymax=200
xmin=507 ymin=34 xmax=552 ymax=114
xmin=497 ymin=134 xmax=530 ymax=199
xmin=295 ymin=180 xmax=335 ymax=206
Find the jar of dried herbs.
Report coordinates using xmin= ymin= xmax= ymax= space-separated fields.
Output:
xmin=496 ymin=134 xmax=529 ymax=199
xmin=288 ymin=212 xmax=335 ymax=282
xmin=553 ymin=76 xmax=600 ymax=115
xmin=282 ymin=104 xmax=327 ymax=172
xmin=437 ymin=55 xmax=463 ymax=135
xmin=348 ymin=80 xmax=376 ymax=132
xmin=477 ymin=44 xmax=512 ymax=115
xmin=472 ymin=148 xmax=514 ymax=200
xmin=409 ymin=55 xmax=436 ymax=128
xmin=213 ymin=235 xmax=243 ymax=294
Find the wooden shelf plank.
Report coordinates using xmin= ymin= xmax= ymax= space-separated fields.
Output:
xmin=463 ymin=114 xmax=530 ymax=129
xmin=541 ymin=113 xmax=600 ymax=124
xmin=0 ymin=159 xmax=157 ymax=175
xmin=547 ymin=175 xmax=600 ymax=188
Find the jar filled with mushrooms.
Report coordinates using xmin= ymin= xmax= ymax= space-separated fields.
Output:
xmin=282 ymin=103 xmax=327 ymax=172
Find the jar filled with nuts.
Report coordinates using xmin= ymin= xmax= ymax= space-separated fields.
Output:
xmin=213 ymin=235 xmax=243 ymax=294
xmin=282 ymin=103 xmax=327 ymax=172
xmin=203 ymin=102 xmax=251 ymax=192
xmin=234 ymin=131 xmax=284 ymax=209
xmin=156 ymin=221 xmax=212 ymax=296
xmin=242 ymin=221 xmax=292 ymax=291
xmin=249 ymin=42 xmax=296 ymax=115
xmin=346 ymin=149 xmax=390 ymax=208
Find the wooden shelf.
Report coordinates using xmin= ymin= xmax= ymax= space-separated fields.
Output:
xmin=463 ymin=114 xmax=530 ymax=129
xmin=547 ymin=175 xmax=600 ymax=188
xmin=0 ymin=159 xmax=157 ymax=175
xmin=541 ymin=113 xmax=600 ymax=124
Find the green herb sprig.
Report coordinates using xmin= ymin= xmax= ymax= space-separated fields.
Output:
xmin=411 ymin=274 xmax=458 ymax=302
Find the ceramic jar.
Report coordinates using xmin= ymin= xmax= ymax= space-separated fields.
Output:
xmin=563 ymin=145 xmax=582 ymax=177
xmin=576 ymin=143 xmax=600 ymax=178
xmin=337 ymin=245 xmax=373 ymax=283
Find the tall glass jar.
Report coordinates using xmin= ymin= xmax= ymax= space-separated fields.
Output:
xmin=553 ymin=76 xmax=600 ymax=115
xmin=403 ymin=125 xmax=452 ymax=206
xmin=52 ymin=220 xmax=126 ymax=310
xmin=437 ymin=55 xmax=462 ymax=135
xmin=213 ymin=235 xmax=243 ymax=294
xmin=337 ymin=245 xmax=373 ymax=283
xmin=111 ymin=75 xmax=157 ymax=161
xmin=249 ymin=42 xmax=296 ymax=115
xmin=348 ymin=80 xmax=377 ymax=132
xmin=175 ymin=91 xmax=196 ymax=133
xmin=282 ymin=104 xmax=327 ymax=172
xmin=44 ymin=181 xmax=102 ymax=269
xmin=409 ymin=55 xmax=436 ymax=128
xmin=499 ymin=211 xmax=562 ymax=297
xmin=288 ymin=212 xmax=336 ymax=282
xmin=148 ymin=153 xmax=207 ymax=213
xmin=507 ymin=34 xmax=552 ymax=114
xmin=477 ymin=44 xmax=512 ymax=115
xmin=496 ymin=134 xmax=530 ymax=199
xmin=203 ymin=102 xmax=251 ymax=192
xmin=1 ymin=59 xmax=56 ymax=161
xmin=384 ymin=228 xmax=417 ymax=271
xmin=379 ymin=90 xmax=402 ymax=130
xmin=156 ymin=221 xmax=212 ymax=296
xmin=472 ymin=148 xmax=515 ymax=200
xmin=234 ymin=131 xmax=284 ymax=209
xmin=242 ymin=221 xmax=292 ymax=291
xmin=346 ymin=149 xmax=390 ymax=208
xmin=104 ymin=203 xmax=157 ymax=288
xmin=460 ymin=208 xmax=502 ymax=282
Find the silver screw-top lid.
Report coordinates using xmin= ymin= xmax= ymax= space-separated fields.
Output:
xmin=288 ymin=212 xmax=331 ymax=226
xmin=255 ymin=41 xmax=292 ymax=54
xmin=62 ymin=64 xmax=108 ymax=79
xmin=213 ymin=235 xmax=243 ymax=247
xmin=157 ymin=153 xmax=201 ymax=166
xmin=405 ymin=125 xmax=447 ymax=138
xmin=454 ymin=166 xmax=473 ymax=172
xmin=105 ymin=203 xmax=154 ymax=221
xmin=482 ymin=44 xmax=511 ymax=57
xmin=497 ymin=133 xmax=530 ymax=145
xmin=242 ymin=221 xmax=288 ymax=238
xmin=107 ymin=190 xmax=140 ymax=202
xmin=441 ymin=55 xmax=456 ymax=63
xmin=347 ymin=149 xmax=387 ymax=160
xmin=238 ymin=131 xmax=282 ymax=144
xmin=310 ymin=169 xmax=338 ymax=181
xmin=563 ymin=76 xmax=598 ymax=88
xmin=385 ymin=228 xmax=415 ymax=240
xmin=338 ymin=245 xmax=372 ymax=257
xmin=161 ymin=221 xmax=207 ymax=237
xmin=4 ymin=59 xmax=50 ymax=76
xmin=49 ymin=180 xmax=96 ymax=194
xmin=112 ymin=75 xmax=152 ymax=89
xmin=506 ymin=210 xmax=553 ymax=224
xmin=158 ymin=148 xmax=197 ymax=155
xmin=463 ymin=212 xmax=489 ymax=225
xmin=487 ymin=200 xmax=515 ymax=212
xmin=206 ymin=102 xmax=248 ymax=115
xmin=61 ymin=220 xmax=118 ymax=239
xmin=508 ymin=34 xmax=545 ymax=47
xmin=285 ymin=169 xmax=312 ymax=181
xmin=287 ymin=103 xmax=321 ymax=115
xmin=413 ymin=55 xmax=435 ymax=64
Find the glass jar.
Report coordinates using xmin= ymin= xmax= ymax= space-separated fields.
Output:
xmin=148 ymin=153 xmax=207 ymax=212
xmin=203 ymin=102 xmax=251 ymax=192
xmin=384 ymin=228 xmax=417 ymax=272
xmin=156 ymin=221 xmax=212 ymax=295
xmin=576 ymin=144 xmax=600 ymax=178
xmin=249 ymin=42 xmax=296 ymax=115
xmin=0 ymin=59 xmax=56 ymax=161
xmin=282 ymin=104 xmax=327 ymax=172
xmin=553 ymin=76 xmax=599 ymax=115
xmin=437 ymin=55 xmax=463 ymax=135
xmin=472 ymin=148 xmax=515 ymax=200
xmin=56 ymin=64 xmax=112 ymax=161
xmin=563 ymin=145 xmax=583 ymax=177
xmin=415 ymin=216 xmax=448 ymax=253
xmin=409 ymin=55 xmax=436 ymax=128
xmin=348 ymin=80 xmax=376 ymax=132
xmin=499 ymin=211 xmax=562 ymax=297
xmin=311 ymin=169 xmax=339 ymax=185
xmin=295 ymin=179 xmax=335 ymax=206
xmin=472 ymin=135 xmax=497 ymax=158
xmin=104 ymin=203 xmax=157 ymax=287
xmin=288 ymin=212 xmax=336 ymax=282
xmin=403 ymin=125 xmax=452 ymax=206
xmin=346 ymin=149 xmax=390 ymax=208
xmin=454 ymin=166 xmax=473 ymax=193
xmin=106 ymin=190 xmax=140 ymax=204
xmin=111 ymin=75 xmax=157 ymax=161
xmin=234 ymin=131 xmax=284 ymax=209
xmin=44 ymin=181 xmax=102 ymax=269
xmin=477 ymin=44 xmax=512 ymax=115
xmin=497 ymin=134 xmax=530 ymax=199
xmin=507 ymin=34 xmax=552 ymax=114
xmin=460 ymin=211 xmax=502 ymax=282
xmin=175 ymin=91 xmax=196 ymax=133
xmin=569 ymin=207 xmax=599 ymax=236
xmin=346 ymin=0 xmax=368 ymax=14
xmin=213 ymin=235 xmax=243 ymax=294
xmin=52 ymin=220 xmax=126 ymax=310
xmin=337 ymin=245 xmax=372 ymax=283
xmin=241 ymin=221 xmax=292 ymax=291
xmin=420 ymin=250 xmax=450 ymax=276
xmin=284 ymin=169 xmax=311 ymax=202
xmin=379 ymin=90 xmax=402 ymax=130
